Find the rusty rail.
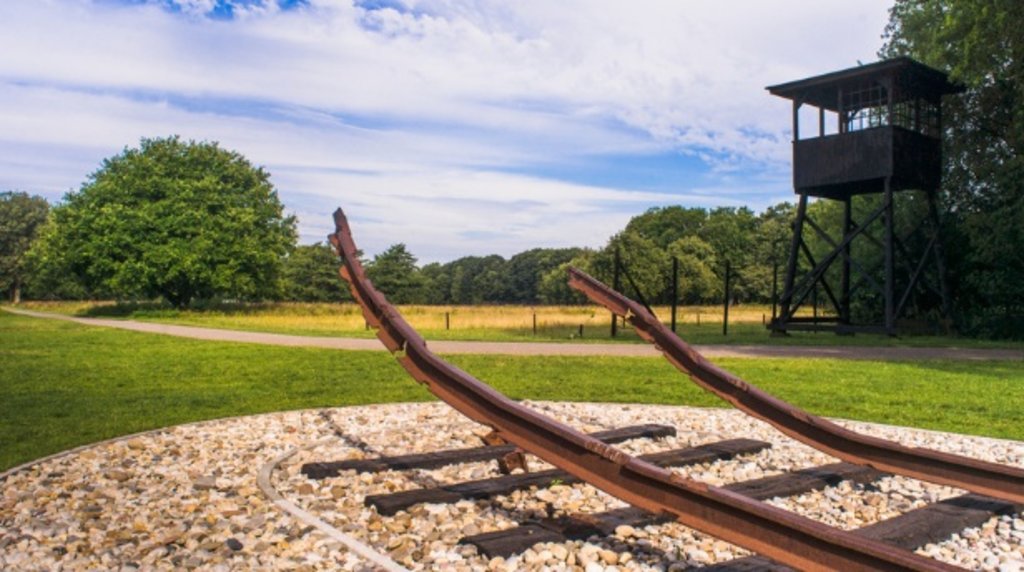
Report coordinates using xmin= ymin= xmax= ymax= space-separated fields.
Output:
xmin=567 ymin=266 xmax=1024 ymax=505
xmin=328 ymin=208 xmax=962 ymax=571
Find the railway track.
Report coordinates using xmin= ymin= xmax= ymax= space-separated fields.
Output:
xmin=322 ymin=208 xmax=1023 ymax=571
xmin=301 ymin=420 xmax=1019 ymax=569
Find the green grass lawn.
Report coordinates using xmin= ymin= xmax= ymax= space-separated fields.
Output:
xmin=2 ymin=311 xmax=1022 ymax=472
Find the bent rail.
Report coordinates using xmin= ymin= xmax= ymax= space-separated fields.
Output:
xmin=567 ymin=266 xmax=1024 ymax=505
xmin=328 ymin=208 xmax=960 ymax=571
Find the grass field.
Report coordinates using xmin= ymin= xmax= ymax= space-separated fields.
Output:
xmin=18 ymin=300 xmax=1021 ymax=348
xmin=2 ymin=311 xmax=1023 ymax=472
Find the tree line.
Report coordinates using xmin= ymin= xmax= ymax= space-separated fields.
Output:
xmin=357 ymin=205 xmax=795 ymax=307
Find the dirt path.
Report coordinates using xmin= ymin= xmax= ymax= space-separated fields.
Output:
xmin=6 ymin=307 xmax=1022 ymax=361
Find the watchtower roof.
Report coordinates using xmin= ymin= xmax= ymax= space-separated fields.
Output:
xmin=766 ymin=57 xmax=962 ymax=111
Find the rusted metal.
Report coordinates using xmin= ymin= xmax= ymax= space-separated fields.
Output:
xmin=329 ymin=208 xmax=961 ymax=571
xmin=707 ymin=494 xmax=1020 ymax=571
xmin=480 ymin=430 xmax=529 ymax=474
xmin=567 ymin=266 xmax=1024 ymax=506
xmin=462 ymin=461 xmax=884 ymax=559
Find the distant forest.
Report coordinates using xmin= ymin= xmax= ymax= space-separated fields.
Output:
xmin=343 ymin=204 xmax=793 ymax=307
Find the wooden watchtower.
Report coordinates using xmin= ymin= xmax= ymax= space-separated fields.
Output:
xmin=766 ymin=57 xmax=961 ymax=335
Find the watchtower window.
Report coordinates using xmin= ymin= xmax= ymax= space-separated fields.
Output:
xmin=892 ymin=99 xmax=940 ymax=137
xmin=840 ymin=81 xmax=941 ymax=138
xmin=843 ymin=82 xmax=888 ymax=133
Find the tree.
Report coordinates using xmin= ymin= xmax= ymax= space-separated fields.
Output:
xmin=539 ymin=251 xmax=595 ymax=305
xmin=505 ymin=247 xmax=584 ymax=304
xmin=470 ymin=255 xmax=509 ymax=304
xmin=666 ymin=236 xmax=720 ymax=303
xmin=0 ymin=192 xmax=49 ymax=303
xmin=592 ymin=231 xmax=670 ymax=304
xmin=881 ymin=1 xmax=1024 ymax=333
xmin=699 ymin=207 xmax=757 ymax=271
xmin=419 ymin=262 xmax=450 ymax=304
xmin=365 ymin=243 xmax=425 ymax=303
xmin=742 ymin=203 xmax=795 ymax=303
xmin=625 ymin=206 xmax=708 ymax=249
xmin=281 ymin=243 xmax=351 ymax=302
xmin=439 ymin=255 xmax=509 ymax=304
xmin=33 ymin=137 xmax=296 ymax=307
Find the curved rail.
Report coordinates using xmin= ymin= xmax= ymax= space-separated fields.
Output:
xmin=328 ymin=208 xmax=960 ymax=572
xmin=567 ymin=266 xmax=1024 ymax=505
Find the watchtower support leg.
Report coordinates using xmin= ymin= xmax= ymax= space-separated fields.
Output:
xmin=841 ymin=197 xmax=852 ymax=325
xmin=777 ymin=193 xmax=809 ymax=331
xmin=883 ymin=178 xmax=895 ymax=336
xmin=928 ymin=190 xmax=953 ymax=329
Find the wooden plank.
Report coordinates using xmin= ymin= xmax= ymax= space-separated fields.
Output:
xmin=544 ymin=507 xmax=662 ymax=539
xmin=640 ymin=439 xmax=774 ymax=469
xmin=368 ymin=469 xmax=566 ymax=516
xmin=463 ymin=462 xmax=886 ymax=558
xmin=727 ymin=462 xmax=883 ymax=501
xmin=858 ymin=493 xmax=1021 ymax=548
xmin=702 ymin=560 xmax=791 ymax=572
xmin=370 ymin=439 xmax=770 ymax=516
xmin=460 ymin=525 xmax=565 ymax=559
xmin=704 ymin=493 xmax=1022 ymax=571
xmin=301 ymin=424 xmax=676 ymax=479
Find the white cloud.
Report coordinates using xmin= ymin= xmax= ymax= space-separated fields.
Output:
xmin=0 ymin=0 xmax=893 ymax=260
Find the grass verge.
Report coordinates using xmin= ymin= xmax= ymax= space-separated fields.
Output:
xmin=2 ymin=312 xmax=1022 ymax=472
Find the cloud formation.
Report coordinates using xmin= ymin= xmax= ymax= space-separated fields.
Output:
xmin=0 ymin=0 xmax=892 ymax=261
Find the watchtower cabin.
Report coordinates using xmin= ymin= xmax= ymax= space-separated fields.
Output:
xmin=766 ymin=57 xmax=961 ymax=335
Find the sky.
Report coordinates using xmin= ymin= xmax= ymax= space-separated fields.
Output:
xmin=0 ymin=0 xmax=893 ymax=262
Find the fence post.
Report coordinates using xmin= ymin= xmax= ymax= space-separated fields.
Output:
xmin=812 ymin=285 xmax=818 ymax=333
xmin=671 ymin=256 xmax=679 ymax=333
xmin=445 ymin=311 xmax=450 ymax=331
xmin=532 ymin=312 xmax=537 ymax=336
xmin=611 ymin=248 xmax=621 ymax=337
xmin=723 ymin=260 xmax=731 ymax=336
xmin=579 ymin=324 xmax=584 ymax=338
xmin=771 ymin=262 xmax=778 ymax=321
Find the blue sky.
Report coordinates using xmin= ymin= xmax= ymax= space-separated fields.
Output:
xmin=0 ymin=0 xmax=892 ymax=262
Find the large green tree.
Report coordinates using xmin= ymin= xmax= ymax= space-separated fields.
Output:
xmin=539 ymin=250 xmax=595 ymax=305
xmin=882 ymin=0 xmax=1024 ymax=332
xmin=666 ymin=236 xmax=720 ymax=303
xmin=589 ymin=231 xmax=670 ymax=304
xmin=625 ymin=206 xmax=708 ymax=249
xmin=0 ymin=192 xmax=49 ymax=303
xmin=281 ymin=243 xmax=352 ymax=302
xmin=34 ymin=137 xmax=296 ymax=307
xmin=365 ymin=243 xmax=426 ymax=304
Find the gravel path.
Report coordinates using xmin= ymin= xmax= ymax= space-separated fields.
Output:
xmin=6 ymin=307 xmax=1022 ymax=361
xmin=2 ymin=403 xmax=1022 ymax=571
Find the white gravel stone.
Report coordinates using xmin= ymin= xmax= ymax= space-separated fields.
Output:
xmin=1 ymin=402 xmax=1021 ymax=570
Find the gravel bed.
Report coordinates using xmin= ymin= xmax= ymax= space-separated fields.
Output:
xmin=2 ymin=402 xmax=1022 ymax=571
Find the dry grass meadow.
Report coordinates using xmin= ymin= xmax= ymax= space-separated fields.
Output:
xmin=21 ymin=300 xmax=792 ymax=343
